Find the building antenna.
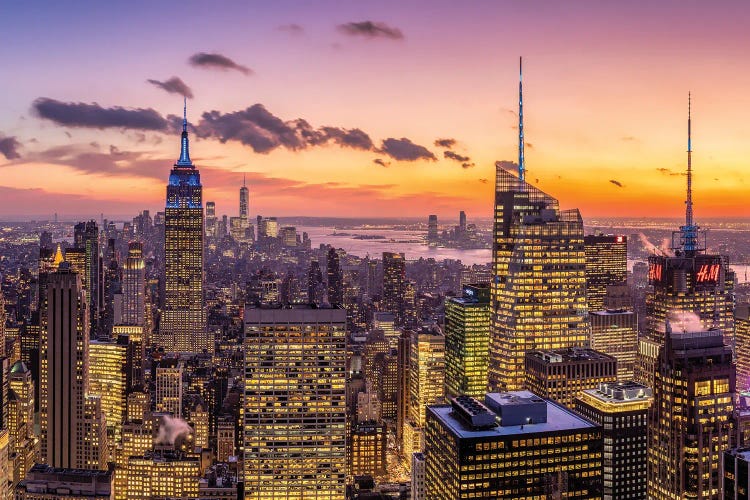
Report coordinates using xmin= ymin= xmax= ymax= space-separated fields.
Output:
xmin=685 ymin=92 xmax=693 ymax=226
xmin=518 ymin=57 xmax=525 ymax=185
xmin=681 ymin=92 xmax=698 ymax=253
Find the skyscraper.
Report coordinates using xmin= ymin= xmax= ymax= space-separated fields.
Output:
xmin=382 ymin=252 xmax=406 ymax=325
xmin=584 ymin=234 xmax=627 ymax=311
xmin=243 ymin=305 xmax=346 ymax=499
xmin=444 ymin=284 xmax=491 ymax=398
xmin=205 ymin=201 xmax=217 ymax=238
xmin=426 ymin=215 xmax=438 ymax=246
xmin=736 ymin=303 xmax=750 ymax=392
xmin=73 ymin=220 xmax=100 ymax=334
xmin=488 ymin=58 xmax=589 ymax=391
xmin=524 ymin=348 xmax=617 ymax=409
xmin=425 ymin=392 xmax=603 ymax=499
xmin=590 ymin=307 xmax=638 ymax=381
xmin=41 ymin=264 xmax=107 ymax=470
xmin=122 ymin=241 xmax=145 ymax=327
xmin=647 ymin=325 xmax=734 ymax=499
xmin=326 ymin=247 xmax=343 ymax=306
xmin=639 ymin=95 xmax=734 ymax=388
xmin=161 ymin=100 xmax=207 ymax=354
xmin=574 ymin=382 xmax=652 ymax=500
xmin=240 ymin=174 xmax=249 ymax=220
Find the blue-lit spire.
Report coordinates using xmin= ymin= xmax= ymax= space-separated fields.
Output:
xmin=175 ymin=97 xmax=193 ymax=167
xmin=518 ymin=56 xmax=525 ymax=184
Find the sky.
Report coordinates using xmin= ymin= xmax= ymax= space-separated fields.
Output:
xmin=1 ymin=0 xmax=749 ymax=221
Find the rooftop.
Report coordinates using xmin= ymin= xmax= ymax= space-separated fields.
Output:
xmin=428 ymin=390 xmax=597 ymax=439
xmin=526 ymin=348 xmax=616 ymax=364
xmin=581 ymin=382 xmax=652 ymax=404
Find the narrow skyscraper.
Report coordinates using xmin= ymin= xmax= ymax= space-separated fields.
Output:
xmin=161 ymin=100 xmax=207 ymax=354
xmin=488 ymin=58 xmax=589 ymax=391
xmin=41 ymin=264 xmax=107 ymax=470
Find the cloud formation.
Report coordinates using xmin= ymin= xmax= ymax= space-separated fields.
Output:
xmin=278 ymin=24 xmax=304 ymax=34
xmin=443 ymin=150 xmax=470 ymax=163
xmin=188 ymin=52 xmax=252 ymax=75
xmin=461 ymin=162 xmax=475 ymax=169
xmin=478 ymin=178 xmax=489 ymax=184
xmin=195 ymin=104 xmax=373 ymax=154
xmin=656 ymin=167 xmax=685 ymax=176
xmin=0 ymin=134 xmax=22 ymax=160
xmin=379 ymin=137 xmax=436 ymax=161
xmin=337 ymin=21 xmax=404 ymax=40
xmin=609 ymin=179 xmax=624 ymax=187
xmin=147 ymin=77 xmax=194 ymax=99
xmin=373 ymin=158 xmax=390 ymax=167
xmin=434 ymin=138 xmax=456 ymax=148
xmin=33 ymin=98 xmax=171 ymax=131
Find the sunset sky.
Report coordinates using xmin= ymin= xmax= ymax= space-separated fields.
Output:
xmin=1 ymin=1 xmax=749 ymax=220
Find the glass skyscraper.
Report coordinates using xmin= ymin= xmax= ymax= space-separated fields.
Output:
xmin=488 ymin=165 xmax=589 ymax=391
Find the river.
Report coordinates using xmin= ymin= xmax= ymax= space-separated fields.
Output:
xmin=296 ymin=225 xmax=750 ymax=283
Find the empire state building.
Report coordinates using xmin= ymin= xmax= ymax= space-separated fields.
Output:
xmin=161 ymin=100 xmax=208 ymax=354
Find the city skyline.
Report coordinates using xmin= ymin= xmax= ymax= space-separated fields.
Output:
xmin=2 ymin=1 xmax=750 ymax=219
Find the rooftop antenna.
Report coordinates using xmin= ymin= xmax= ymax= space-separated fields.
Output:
xmin=518 ymin=57 xmax=525 ymax=186
xmin=671 ymin=93 xmax=702 ymax=254
xmin=680 ymin=93 xmax=699 ymax=253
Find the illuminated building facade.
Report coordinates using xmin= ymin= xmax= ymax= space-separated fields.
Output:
xmin=7 ymin=361 xmax=37 ymax=487
xmin=205 ymin=201 xmax=217 ymax=238
xmin=161 ymin=102 xmax=206 ymax=354
xmin=73 ymin=220 xmax=100 ymax=334
xmin=41 ymin=265 xmax=107 ymax=470
xmin=590 ymin=309 xmax=638 ymax=381
xmin=155 ymin=359 xmax=183 ymax=418
xmin=89 ymin=338 xmax=128 ymax=458
xmin=488 ymin=167 xmax=589 ymax=392
xmin=575 ymin=382 xmax=652 ymax=500
xmin=735 ymin=304 xmax=750 ymax=392
xmin=382 ymin=252 xmax=406 ymax=325
xmin=444 ymin=284 xmax=491 ymax=398
xmin=243 ymin=306 xmax=346 ymax=499
xmin=409 ymin=326 xmax=445 ymax=429
xmin=425 ymin=392 xmax=603 ymax=499
xmin=584 ymin=234 xmax=627 ymax=312
xmin=122 ymin=241 xmax=145 ymax=327
xmin=524 ymin=348 xmax=617 ymax=409
xmin=125 ymin=451 xmax=200 ymax=500
xmin=646 ymin=253 xmax=734 ymax=345
xmin=347 ymin=422 xmax=387 ymax=480
xmin=488 ymin=60 xmax=589 ymax=392
xmin=647 ymin=326 xmax=734 ymax=499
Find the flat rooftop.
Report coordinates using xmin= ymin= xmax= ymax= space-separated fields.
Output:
xmin=526 ymin=348 xmax=615 ymax=364
xmin=589 ymin=309 xmax=635 ymax=317
xmin=581 ymin=382 xmax=652 ymax=404
xmin=429 ymin=390 xmax=597 ymax=440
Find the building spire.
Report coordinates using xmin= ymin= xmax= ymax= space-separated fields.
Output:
xmin=686 ymin=92 xmax=693 ymax=228
xmin=176 ymin=97 xmax=193 ymax=167
xmin=518 ymin=56 xmax=525 ymax=184
xmin=679 ymin=92 xmax=699 ymax=254
xmin=243 ymin=173 xmax=246 ymax=187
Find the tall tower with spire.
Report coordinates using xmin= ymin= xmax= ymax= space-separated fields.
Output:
xmin=487 ymin=58 xmax=589 ymax=391
xmin=161 ymin=99 xmax=208 ymax=354
xmin=636 ymin=94 xmax=735 ymax=388
xmin=240 ymin=174 xmax=249 ymax=220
